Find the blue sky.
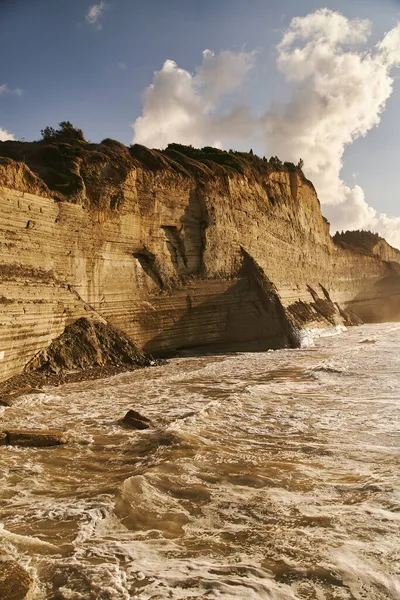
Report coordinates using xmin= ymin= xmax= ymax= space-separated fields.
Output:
xmin=0 ymin=0 xmax=399 ymax=232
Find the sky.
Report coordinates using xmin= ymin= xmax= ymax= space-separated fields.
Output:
xmin=1 ymin=0 xmax=400 ymax=244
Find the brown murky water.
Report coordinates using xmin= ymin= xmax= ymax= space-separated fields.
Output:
xmin=0 ymin=323 xmax=399 ymax=599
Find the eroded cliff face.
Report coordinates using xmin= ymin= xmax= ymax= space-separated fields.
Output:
xmin=0 ymin=140 xmax=399 ymax=383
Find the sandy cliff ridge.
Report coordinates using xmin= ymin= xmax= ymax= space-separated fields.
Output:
xmin=0 ymin=133 xmax=399 ymax=384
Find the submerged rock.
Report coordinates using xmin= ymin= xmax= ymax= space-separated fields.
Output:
xmin=4 ymin=429 xmax=68 ymax=447
xmin=0 ymin=552 xmax=35 ymax=600
xmin=121 ymin=410 xmax=152 ymax=430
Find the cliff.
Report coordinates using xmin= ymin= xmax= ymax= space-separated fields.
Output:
xmin=334 ymin=230 xmax=400 ymax=265
xmin=0 ymin=135 xmax=399 ymax=384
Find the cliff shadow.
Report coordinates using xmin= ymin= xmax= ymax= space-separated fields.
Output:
xmin=346 ymin=274 xmax=400 ymax=323
xmin=143 ymin=251 xmax=299 ymax=357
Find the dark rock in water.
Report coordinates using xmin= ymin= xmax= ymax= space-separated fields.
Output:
xmin=121 ymin=409 xmax=152 ymax=430
xmin=0 ymin=551 xmax=35 ymax=599
xmin=25 ymin=317 xmax=153 ymax=376
xmin=4 ymin=429 xmax=68 ymax=447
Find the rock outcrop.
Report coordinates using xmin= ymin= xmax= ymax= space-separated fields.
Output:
xmin=0 ymin=137 xmax=399 ymax=384
xmin=25 ymin=317 xmax=152 ymax=376
xmin=0 ymin=551 xmax=35 ymax=600
xmin=3 ymin=429 xmax=68 ymax=447
xmin=121 ymin=410 xmax=152 ymax=430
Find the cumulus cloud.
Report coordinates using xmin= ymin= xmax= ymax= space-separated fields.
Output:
xmin=196 ymin=49 xmax=256 ymax=101
xmin=86 ymin=2 xmax=108 ymax=30
xmin=132 ymin=49 xmax=256 ymax=148
xmin=262 ymin=8 xmax=400 ymax=245
xmin=132 ymin=9 xmax=400 ymax=245
xmin=0 ymin=128 xmax=15 ymax=141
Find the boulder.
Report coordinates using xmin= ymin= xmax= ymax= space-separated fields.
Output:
xmin=4 ymin=429 xmax=68 ymax=447
xmin=0 ymin=553 xmax=35 ymax=600
xmin=121 ymin=410 xmax=152 ymax=430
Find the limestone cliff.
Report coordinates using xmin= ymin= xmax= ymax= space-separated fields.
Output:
xmin=0 ymin=137 xmax=399 ymax=384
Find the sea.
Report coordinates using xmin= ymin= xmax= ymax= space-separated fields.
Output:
xmin=0 ymin=322 xmax=399 ymax=599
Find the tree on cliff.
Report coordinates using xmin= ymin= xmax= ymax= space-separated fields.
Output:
xmin=41 ymin=121 xmax=86 ymax=143
xmin=269 ymin=156 xmax=283 ymax=167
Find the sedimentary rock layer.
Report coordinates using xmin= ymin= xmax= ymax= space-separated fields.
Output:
xmin=0 ymin=140 xmax=399 ymax=383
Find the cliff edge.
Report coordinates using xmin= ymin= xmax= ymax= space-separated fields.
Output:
xmin=334 ymin=230 xmax=400 ymax=266
xmin=0 ymin=130 xmax=399 ymax=384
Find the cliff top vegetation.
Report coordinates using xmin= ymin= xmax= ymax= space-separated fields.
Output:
xmin=333 ymin=230 xmax=381 ymax=251
xmin=0 ymin=122 xmax=308 ymax=205
xmin=334 ymin=230 xmax=400 ymax=258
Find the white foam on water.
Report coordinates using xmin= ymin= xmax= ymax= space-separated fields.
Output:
xmin=330 ymin=543 xmax=400 ymax=599
xmin=0 ymin=322 xmax=399 ymax=598
xmin=298 ymin=324 xmax=347 ymax=348
xmin=0 ymin=523 xmax=59 ymax=552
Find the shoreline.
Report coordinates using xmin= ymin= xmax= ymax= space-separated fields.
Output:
xmin=0 ymin=324 xmax=354 ymax=408
xmin=0 ymin=361 xmax=164 ymax=407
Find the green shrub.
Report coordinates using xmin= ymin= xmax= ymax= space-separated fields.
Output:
xmin=41 ymin=121 xmax=86 ymax=143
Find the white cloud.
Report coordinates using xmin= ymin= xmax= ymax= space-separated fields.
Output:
xmin=131 ymin=9 xmax=400 ymax=246
xmin=118 ymin=62 xmax=127 ymax=71
xmin=132 ymin=50 xmax=256 ymax=148
xmin=0 ymin=84 xmax=23 ymax=96
xmin=196 ymin=49 xmax=256 ymax=101
xmin=86 ymin=2 xmax=108 ymax=30
xmin=377 ymin=24 xmax=400 ymax=65
xmin=0 ymin=128 xmax=15 ymax=141
xmin=262 ymin=9 xmax=400 ymax=246
xmin=277 ymin=8 xmax=371 ymax=55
